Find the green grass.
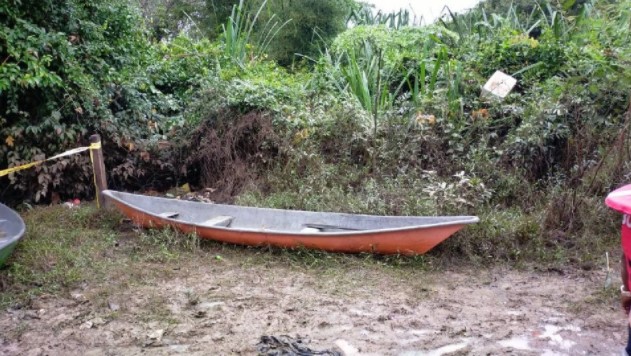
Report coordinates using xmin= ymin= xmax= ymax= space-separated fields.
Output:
xmin=0 ymin=205 xmax=206 ymax=307
xmin=0 ymin=191 xmax=620 ymax=308
xmin=0 ymin=206 xmax=119 ymax=305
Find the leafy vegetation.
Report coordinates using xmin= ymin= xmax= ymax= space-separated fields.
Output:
xmin=1 ymin=0 xmax=630 ymax=269
xmin=236 ymin=0 xmax=352 ymax=66
xmin=0 ymin=0 xmax=184 ymax=201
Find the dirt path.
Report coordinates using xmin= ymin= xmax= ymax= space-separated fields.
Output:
xmin=0 ymin=258 xmax=625 ymax=355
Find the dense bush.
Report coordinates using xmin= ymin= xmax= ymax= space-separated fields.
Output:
xmin=0 ymin=1 xmax=217 ymax=202
xmin=476 ymin=31 xmax=568 ymax=89
xmin=2 ymin=0 xmax=631 ymax=265
xmin=1 ymin=0 xmax=153 ymax=201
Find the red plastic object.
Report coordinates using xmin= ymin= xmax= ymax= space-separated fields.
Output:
xmin=606 ymin=184 xmax=631 ymax=215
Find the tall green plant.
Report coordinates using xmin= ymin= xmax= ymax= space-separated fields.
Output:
xmin=348 ymin=6 xmax=414 ymax=28
xmin=340 ymin=40 xmax=409 ymax=134
xmin=439 ymin=1 xmax=569 ymax=44
xmin=337 ymin=39 xmax=415 ymax=171
xmin=256 ymin=0 xmax=354 ymax=66
xmin=409 ymin=45 xmax=448 ymax=102
xmin=221 ymin=0 xmax=289 ymax=67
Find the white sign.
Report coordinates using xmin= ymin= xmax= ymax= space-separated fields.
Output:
xmin=482 ymin=70 xmax=517 ymax=99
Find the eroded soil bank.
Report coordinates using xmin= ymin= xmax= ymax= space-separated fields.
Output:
xmin=0 ymin=255 xmax=624 ymax=355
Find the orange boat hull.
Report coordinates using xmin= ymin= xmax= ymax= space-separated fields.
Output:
xmin=110 ymin=199 xmax=469 ymax=255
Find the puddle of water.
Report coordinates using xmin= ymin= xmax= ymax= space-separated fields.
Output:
xmin=390 ymin=328 xmax=432 ymax=336
xmin=168 ymin=344 xmax=190 ymax=353
xmin=505 ymin=310 xmax=522 ymax=316
xmin=335 ymin=339 xmax=359 ymax=355
xmin=395 ymin=329 xmax=434 ymax=345
xmin=349 ymin=308 xmax=373 ymax=317
xmin=407 ymin=329 xmax=432 ymax=336
xmin=400 ymin=338 xmax=471 ymax=356
xmin=198 ymin=302 xmax=224 ymax=309
xmin=539 ymin=324 xmax=579 ymax=350
xmin=498 ymin=335 xmax=531 ymax=350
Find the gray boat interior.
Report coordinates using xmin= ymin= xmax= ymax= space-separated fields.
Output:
xmin=0 ymin=203 xmax=26 ymax=248
xmin=104 ymin=190 xmax=479 ymax=235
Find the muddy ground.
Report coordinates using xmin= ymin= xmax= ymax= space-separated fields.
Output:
xmin=0 ymin=256 xmax=626 ymax=356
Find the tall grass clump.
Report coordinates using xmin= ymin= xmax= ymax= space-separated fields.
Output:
xmin=221 ymin=0 xmax=289 ymax=67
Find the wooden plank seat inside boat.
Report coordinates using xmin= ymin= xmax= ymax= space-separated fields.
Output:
xmin=200 ymin=215 xmax=233 ymax=227
xmin=157 ymin=211 xmax=234 ymax=228
xmin=300 ymin=223 xmax=362 ymax=233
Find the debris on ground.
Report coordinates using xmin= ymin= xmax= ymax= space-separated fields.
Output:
xmin=62 ymin=199 xmax=81 ymax=208
xmin=257 ymin=335 xmax=341 ymax=356
xmin=179 ymin=190 xmax=214 ymax=203
xmin=145 ymin=186 xmax=216 ymax=203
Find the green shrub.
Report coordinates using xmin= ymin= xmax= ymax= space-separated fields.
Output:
xmin=476 ymin=30 xmax=568 ymax=89
xmin=0 ymin=1 xmax=219 ymax=202
xmin=0 ymin=1 xmax=153 ymax=201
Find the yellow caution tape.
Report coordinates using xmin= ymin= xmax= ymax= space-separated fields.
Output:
xmin=0 ymin=142 xmax=102 ymax=178
xmin=0 ymin=161 xmax=44 ymax=177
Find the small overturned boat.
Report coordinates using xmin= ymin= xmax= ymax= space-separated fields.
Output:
xmin=104 ymin=190 xmax=479 ymax=255
xmin=0 ymin=203 xmax=26 ymax=267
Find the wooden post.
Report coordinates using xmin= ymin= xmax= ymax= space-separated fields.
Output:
xmin=89 ymin=134 xmax=109 ymax=208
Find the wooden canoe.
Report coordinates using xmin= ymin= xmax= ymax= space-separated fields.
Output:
xmin=103 ymin=190 xmax=479 ymax=255
xmin=0 ymin=203 xmax=26 ymax=267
